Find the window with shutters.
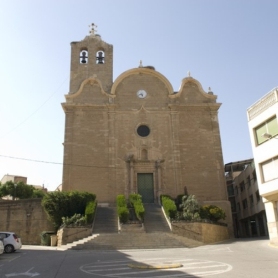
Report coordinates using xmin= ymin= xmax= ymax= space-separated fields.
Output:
xmin=261 ymin=156 xmax=278 ymax=182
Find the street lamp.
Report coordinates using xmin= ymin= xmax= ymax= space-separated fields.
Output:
xmin=262 ymin=133 xmax=278 ymax=140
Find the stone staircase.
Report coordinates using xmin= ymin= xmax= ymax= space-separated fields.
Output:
xmin=65 ymin=204 xmax=203 ymax=250
xmin=144 ymin=203 xmax=171 ymax=233
xmin=70 ymin=232 xmax=202 ymax=250
xmin=92 ymin=206 xmax=118 ymax=233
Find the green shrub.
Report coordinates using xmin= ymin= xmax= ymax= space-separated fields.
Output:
xmin=180 ymin=195 xmax=200 ymax=221
xmin=161 ymin=195 xmax=177 ymax=219
xmin=41 ymin=191 xmax=96 ymax=229
xmin=133 ymin=202 xmax=145 ymax=221
xmin=116 ymin=195 xmax=129 ymax=223
xmin=62 ymin=213 xmax=87 ymax=227
xmin=129 ymin=193 xmax=142 ymax=203
xmin=67 ymin=191 xmax=96 ymax=216
xmin=200 ymin=205 xmax=226 ymax=222
xmin=85 ymin=200 xmax=97 ymax=224
xmin=160 ymin=194 xmax=172 ymax=204
xmin=129 ymin=194 xmax=145 ymax=222
xmin=117 ymin=195 xmax=127 ymax=207
xmin=32 ymin=188 xmax=46 ymax=198
xmin=175 ymin=194 xmax=184 ymax=211
xmin=117 ymin=206 xmax=129 ymax=223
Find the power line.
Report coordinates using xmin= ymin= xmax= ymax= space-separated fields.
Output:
xmin=0 ymin=154 xmax=118 ymax=169
xmin=0 ymin=154 xmax=180 ymax=170
xmin=2 ymin=76 xmax=69 ymax=138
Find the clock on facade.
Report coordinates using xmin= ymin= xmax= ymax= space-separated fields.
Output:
xmin=137 ymin=90 xmax=147 ymax=98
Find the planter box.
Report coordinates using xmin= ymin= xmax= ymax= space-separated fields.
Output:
xmin=172 ymin=222 xmax=229 ymax=244
xmin=119 ymin=222 xmax=145 ymax=233
xmin=57 ymin=226 xmax=92 ymax=246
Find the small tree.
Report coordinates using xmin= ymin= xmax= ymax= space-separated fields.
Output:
xmin=32 ymin=188 xmax=46 ymax=198
xmin=0 ymin=181 xmax=34 ymax=199
xmin=180 ymin=195 xmax=200 ymax=221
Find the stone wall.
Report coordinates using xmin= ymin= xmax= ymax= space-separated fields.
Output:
xmin=172 ymin=222 xmax=229 ymax=244
xmin=57 ymin=226 xmax=92 ymax=246
xmin=0 ymin=199 xmax=54 ymax=245
xmin=61 ymin=33 xmax=232 ymax=231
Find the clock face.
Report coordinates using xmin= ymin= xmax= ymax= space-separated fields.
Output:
xmin=137 ymin=90 xmax=147 ymax=99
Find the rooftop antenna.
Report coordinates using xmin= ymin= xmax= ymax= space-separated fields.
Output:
xmin=89 ymin=23 xmax=97 ymax=36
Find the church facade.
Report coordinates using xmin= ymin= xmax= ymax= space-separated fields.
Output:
xmin=61 ymin=28 xmax=230 ymax=223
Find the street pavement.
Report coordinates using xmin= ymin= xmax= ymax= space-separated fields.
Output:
xmin=0 ymin=237 xmax=277 ymax=277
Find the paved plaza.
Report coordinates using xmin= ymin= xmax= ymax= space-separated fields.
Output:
xmin=0 ymin=238 xmax=277 ymax=277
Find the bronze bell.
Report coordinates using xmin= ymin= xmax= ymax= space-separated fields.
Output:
xmin=80 ymin=51 xmax=88 ymax=64
xmin=96 ymin=51 xmax=104 ymax=64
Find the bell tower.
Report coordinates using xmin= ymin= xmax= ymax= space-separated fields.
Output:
xmin=69 ymin=23 xmax=113 ymax=94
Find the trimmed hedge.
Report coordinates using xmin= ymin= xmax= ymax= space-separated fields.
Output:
xmin=116 ymin=195 xmax=129 ymax=223
xmin=161 ymin=195 xmax=177 ymax=219
xmin=129 ymin=193 xmax=145 ymax=222
xmin=117 ymin=206 xmax=130 ymax=223
xmin=85 ymin=200 xmax=97 ymax=223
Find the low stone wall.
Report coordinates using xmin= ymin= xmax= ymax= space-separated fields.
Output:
xmin=119 ymin=223 xmax=145 ymax=233
xmin=57 ymin=226 xmax=92 ymax=246
xmin=171 ymin=222 xmax=229 ymax=244
xmin=0 ymin=199 xmax=54 ymax=245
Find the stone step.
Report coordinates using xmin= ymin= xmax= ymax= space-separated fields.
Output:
xmin=93 ymin=206 xmax=118 ymax=233
xmin=143 ymin=204 xmax=170 ymax=233
xmin=71 ymin=232 xmax=203 ymax=250
xmin=77 ymin=204 xmax=202 ymax=250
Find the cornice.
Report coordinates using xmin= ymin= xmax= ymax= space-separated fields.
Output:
xmin=111 ymin=68 xmax=174 ymax=96
xmin=170 ymin=77 xmax=217 ymax=101
xmin=65 ymin=77 xmax=114 ymax=100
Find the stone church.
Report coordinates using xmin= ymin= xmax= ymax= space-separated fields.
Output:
xmin=61 ymin=27 xmax=230 ymax=221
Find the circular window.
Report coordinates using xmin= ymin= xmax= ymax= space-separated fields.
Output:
xmin=137 ymin=125 xmax=150 ymax=137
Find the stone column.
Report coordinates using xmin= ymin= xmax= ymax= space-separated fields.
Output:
xmin=130 ymin=161 xmax=134 ymax=193
xmin=126 ymin=154 xmax=134 ymax=196
xmin=265 ymin=201 xmax=278 ymax=246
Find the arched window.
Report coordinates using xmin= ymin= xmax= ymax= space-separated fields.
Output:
xmin=141 ymin=149 xmax=148 ymax=160
xmin=96 ymin=51 xmax=105 ymax=64
xmin=80 ymin=50 xmax=88 ymax=64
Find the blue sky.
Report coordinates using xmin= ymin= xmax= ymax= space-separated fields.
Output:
xmin=0 ymin=1 xmax=277 ymax=191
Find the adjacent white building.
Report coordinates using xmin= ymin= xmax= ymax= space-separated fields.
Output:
xmin=247 ymin=87 xmax=278 ymax=246
xmin=1 ymin=174 xmax=27 ymax=184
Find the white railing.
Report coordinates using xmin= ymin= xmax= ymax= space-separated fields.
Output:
xmin=247 ymin=88 xmax=278 ymax=120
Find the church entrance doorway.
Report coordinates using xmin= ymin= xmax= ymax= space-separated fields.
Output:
xmin=137 ymin=173 xmax=154 ymax=203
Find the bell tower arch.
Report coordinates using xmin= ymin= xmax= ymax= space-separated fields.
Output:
xmin=69 ymin=23 xmax=113 ymax=95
